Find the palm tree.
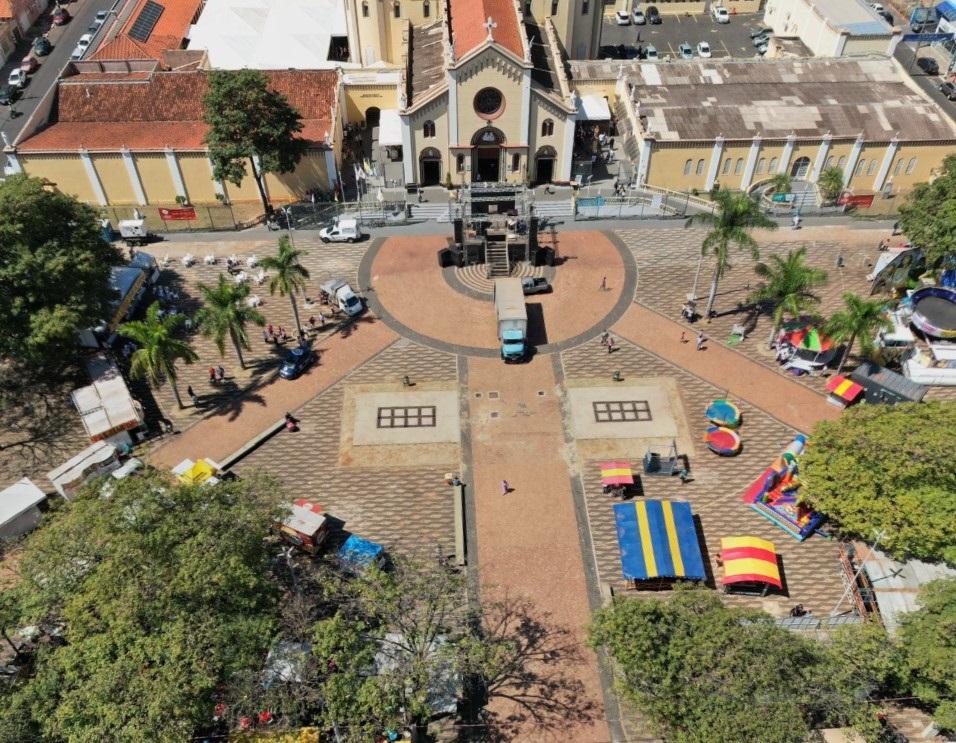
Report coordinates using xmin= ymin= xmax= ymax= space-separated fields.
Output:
xmin=195 ymin=274 xmax=265 ymax=370
xmin=685 ymin=190 xmax=777 ymax=320
xmin=748 ymin=247 xmax=829 ymax=347
xmin=817 ymin=166 xmax=844 ymax=204
xmin=824 ymin=293 xmax=893 ymax=375
xmin=259 ymin=236 xmax=310 ymax=337
xmin=119 ymin=302 xmax=198 ymax=409
xmin=769 ymin=172 xmax=792 ymax=195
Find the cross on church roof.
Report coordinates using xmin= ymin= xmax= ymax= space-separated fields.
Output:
xmin=484 ymin=16 xmax=497 ymax=40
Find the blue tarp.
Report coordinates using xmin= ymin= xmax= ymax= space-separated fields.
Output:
xmin=613 ymin=500 xmax=706 ymax=581
xmin=338 ymin=534 xmax=384 ymax=569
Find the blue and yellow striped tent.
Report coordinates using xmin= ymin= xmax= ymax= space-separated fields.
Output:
xmin=613 ymin=500 xmax=706 ymax=581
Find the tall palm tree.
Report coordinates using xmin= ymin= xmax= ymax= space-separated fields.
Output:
xmin=195 ymin=274 xmax=266 ymax=370
xmin=259 ymin=236 xmax=310 ymax=336
xmin=824 ymin=293 xmax=893 ymax=375
xmin=685 ymin=190 xmax=777 ymax=320
xmin=747 ymin=247 xmax=829 ymax=347
xmin=119 ymin=302 xmax=198 ymax=409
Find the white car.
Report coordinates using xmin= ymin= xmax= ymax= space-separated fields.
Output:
xmin=712 ymin=5 xmax=730 ymax=23
xmin=71 ymin=32 xmax=93 ymax=60
xmin=7 ymin=69 xmax=27 ymax=88
xmin=697 ymin=41 xmax=712 ymax=58
xmin=644 ymin=44 xmax=659 ymax=60
xmin=869 ymin=3 xmax=884 ymax=13
xmin=615 ymin=10 xmax=631 ymax=25
xmin=633 ymin=9 xmax=646 ymax=24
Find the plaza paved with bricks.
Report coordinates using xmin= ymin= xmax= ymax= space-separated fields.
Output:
xmin=123 ymin=222 xmax=917 ymax=740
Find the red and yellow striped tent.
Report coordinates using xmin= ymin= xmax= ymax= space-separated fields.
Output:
xmin=719 ymin=536 xmax=782 ymax=590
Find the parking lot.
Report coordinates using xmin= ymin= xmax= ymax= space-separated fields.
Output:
xmin=599 ymin=11 xmax=770 ymax=59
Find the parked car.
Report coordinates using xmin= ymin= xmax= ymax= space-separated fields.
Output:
xmin=33 ymin=36 xmax=52 ymax=56
xmin=319 ymin=217 xmax=361 ymax=243
xmin=940 ymin=81 xmax=956 ymax=100
xmin=678 ymin=42 xmax=693 ymax=59
xmin=7 ymin=69 xmax=27 ymax=89
xmin=71 ymin=33 xmax=93 ymax=60
xmin=916 ymin=57 xmax=939 ymax=75
xmin=633 ymin=9 xmax=645 ymax=24
xmin=643 ymin=44 xmax=658 ymax=60
xmin=646 ymin=6 xmax=661 ymax=24
xmin=521 ymin=277 xmax=552 ymax=295
xmin=615 ymin=10 xmax=631 ymax=25
xmin=52 ymin=7 xmax=71 ymax=25
xmin=869 ymin=3 xmax=884 ymax=12
xmin=20 ymin=55 xmax=38 ymax=73
xmin=750 ymin=27 xmax=773 ymax=38
xmin=697 ymin=41 xmax=712 ymax=58
xmin=0 ymin=85 xmax=20 ymax=105
xmin=756 ymin=42 xmax=769 ymax=55
xmin=94 ymin=9 xmax=109 ymax=26
xmin=279 ymin=347 xmax=316 ymax=380
xmin=711 ymin=5 xmax=730 ymax=23
xmin=753 ymin=33 xmax=771 ymax=47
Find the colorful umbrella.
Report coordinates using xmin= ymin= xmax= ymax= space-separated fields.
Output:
xmin=705 ymin=399 xmax=741 ymax=428
xmin=601 ymin=461 xmax=634 ymax=486
xmin=704 ymin=426 xmax=742 ymax=456
xmin=785 ymin=327 xmax=833 ymax=353
xmin=825 ymin=375 xmax=864 ymax=403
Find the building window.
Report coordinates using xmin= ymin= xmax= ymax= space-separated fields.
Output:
xmin=721 ymin=158 xmax=731 ymax=175
xmin=423 ymin=120 xmax=436 ymax=137
xmin=456 ymin=153 xmax=465 ymax=172
xmin=551 ymin=0 xmax=558 ymax=14
xmin=696 ymin=159 xmax=705 ymax=175
xmin=824 ymin=156 xmax=834 ymax=169
xmin=894 ymin=158 xmax=904 ymax=176
xmin=393 ymin=2 xmax=401 ymax=17
xmin=756 ymin=158 xmax=766 ymax=174
xmin=541 ymin=118 xmax=554 ymax=136
xmin=683 ymin=159 xmax=692 ymax=176
xmin=582 ymin=0 xmax=589 ymax=13
xmin=867 ymin=159 xmax=877 ymax=176
xmin=906 ymin=157 xmax=917 ymax=175
xmin=837 ymin=156 xmax=846 ymax=168
xmin=512 ymin=153 xmax=520 ymax=171
xmin=423 ymin=0 xmax=430 ymax=16
xmin=362 ymin=0 xmax=369 ymax=16
xmin=474 ymin=87 xmax=504 ymax=118
xmin=769 ymin=157 xmax=778 ymax=172
xmin=734 ymin=158 xmax=744 ymax=175
xmin=856 ymin=159 xmax=866 ymax=176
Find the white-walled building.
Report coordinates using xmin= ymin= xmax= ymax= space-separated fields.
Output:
xmin=763 ymin=0 xmax=900 ymax=57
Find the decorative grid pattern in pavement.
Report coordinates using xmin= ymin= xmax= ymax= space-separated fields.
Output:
xmin=235 ymin=339 xmax=459 ymax=555
xmin=376 ymin=406 xmax=437 ymax=428
xmin=615 ymin=226 xmax=956 ymax=404
xmin=593 ymin=399 xmax=652 ymax=423
xmin=560 ymin=337 xmax=848 ymax=619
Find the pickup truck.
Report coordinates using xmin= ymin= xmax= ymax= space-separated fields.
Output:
xmin=521 ymin=277 xmax=552 ymax=295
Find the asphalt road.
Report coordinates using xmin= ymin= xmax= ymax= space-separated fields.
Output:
xmin=0 ymin=0 xmax=117 ymax=151
xmin=599 ymin=11 xmax=768 ymax=59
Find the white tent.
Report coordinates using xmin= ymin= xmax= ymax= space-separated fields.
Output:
xmin=188 ymin=0 xmax=359 ymax=70
xmin=71 ymin=361 xmax=144 ymax=445
xmin=378 ymin=109 xmax=403 ymax=147
xmin=578 ymin=95 xmax=611 ymax=121
xmin=0 ymin=478 xmax=46 ymax=539
xmin=48 ymin=441 xmax=120 ymax=500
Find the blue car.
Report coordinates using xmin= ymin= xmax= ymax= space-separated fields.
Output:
xmin=278 ymin=347 xmax=316 ymax=380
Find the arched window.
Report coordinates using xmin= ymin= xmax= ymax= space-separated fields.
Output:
xmin=423 ymin=120 xmax=436 ymax=138
xmin=824 ymin=156 xmax=834 ymax=169
xmin=756 ymin=158 xmax=766 ymax=174
xmin=722 ymin=158 xmax=731 ymax=175
xmin=362 ymin=0 xmax=369 ymax=16
xmin=683 ymin=159 xmax=692 ymax=176
xmin=393 ymin=1 xmax=401 ymax=18
xmin=906 ymin=157 xmax=917 ymax=175
xmin=734 ymin=158 xmax=744 ymax=175
xmin=837 ymin=156 xmax=846 ymax=168
xmin=551 ymin=0 xmax=558 ymax=14
xmin=512 ymin=153 xmax=520 ymax=171
xmin=894 ymin=158 xmax=904 ymax=176
xmin=541 ymin=118 xmax=554 ymax=137
xmin=867 ymin=159 xmax=877 ymax=176
xmin=696 ymin=159 xmax=705 ymax=175
xmin=582 ymin=0 xmax=589 ymax=14
xmin=423 ymin=0 xmax=430 ymax=16
xmin=769 ymin=157 xmax=778 ymax=172
xmin=856 ymin=159 xmax=866 ymax=176
xmin=456 ymin=153 xmax=465 ymax=172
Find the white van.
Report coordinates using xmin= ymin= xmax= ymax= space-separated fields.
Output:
xmin=319 ymin=218 xmax=361 ymax=244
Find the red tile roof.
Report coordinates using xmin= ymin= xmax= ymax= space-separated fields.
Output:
xmin=18 ymin=70 xmax=338 ymax=152
xmin=450 ymin=0 xmax=524 ymax=60
xmin=91 ymin=0 xmax=203 ymax=63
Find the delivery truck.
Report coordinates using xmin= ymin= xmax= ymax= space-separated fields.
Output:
xmin=494 ymin=278 xmax=528 ymax=362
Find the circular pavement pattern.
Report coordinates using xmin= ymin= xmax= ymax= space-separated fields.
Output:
xmin=359 ymin=231 xmax=637 ymax=357
xmin=450 ymin=261 xmax=547 ymax=297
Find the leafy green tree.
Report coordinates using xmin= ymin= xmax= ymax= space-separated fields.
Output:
xmin=0 ymin=471 xmax=286 ymax=743
xmin=769 ymin=171 xmax=792 ymax=195
xmin=898 ymin=153 xmax=956 ymax=265
xmin=801 ymin=402 xmax=956 ymax=564
xmin=748 ymin=247 xmax=828 ymax=346
xmin=686 ymin=190 xmax=777 ymax=319
xmin=260 ymin=236 xmax=310 ymax=337
xmin=824 ymin=292 xmax=892 ymax=374
xmin=196 ymin=274 xmax=266 ymax=370
xmin=589 ymin=587 xmax=888 ymax=743
xmin=119 ymin=302 xmax=198 ymax=409
xmin=0 ymin=174 xmax=121 ymax=368
xmin=898 ymin=578 xmax=956 ymax=732
xmin=817 ymin=166 xmax=845 ymax=203
xmin=203 ymin=70 xmax=308 ymax=216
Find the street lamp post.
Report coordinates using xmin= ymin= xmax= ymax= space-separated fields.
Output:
xmin=282 ymin=206 xmax=295 ymax=249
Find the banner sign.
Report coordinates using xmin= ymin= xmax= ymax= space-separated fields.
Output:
xmin=158 ymin=207 xmax=197 ymax=221
xmin=772 ymin=193 xmax=795 ymax=203
xmin=837 ymin=192 xmax=875 ymax=208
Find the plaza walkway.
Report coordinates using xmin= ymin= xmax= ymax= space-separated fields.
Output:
xmin=149 ymin=319 xmax=398 ymax=469
xmin=466 ymin=355 xmax=608 ymax=742
xmin=612 ymin=304 xmax=841 ymax=432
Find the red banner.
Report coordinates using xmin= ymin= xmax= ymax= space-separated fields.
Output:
xmin=836 ymin=192 xmax=874 ymax=208
xmin=158 ymin=206 xmax=197 ymax=221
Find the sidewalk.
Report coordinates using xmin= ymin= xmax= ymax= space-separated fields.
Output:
xmin=613 ymin=304 xmax=841 ymax=432
xmin=148 ymin=318 xmax=398 ymax=469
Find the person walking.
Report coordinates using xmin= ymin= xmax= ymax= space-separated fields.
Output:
xmin=187 ymin=385 xmax=198 ymax=407
xmin=606 ymin=335 xmax=615 ymax=354
xmin=308 ymin=315 xmax=316 ymax=331
xmin=500 ymin=480 xmax=511 ymax=495
xmin=681 ymin=331 xmax=688 ymax=344
xmin=600 ymin=331 xmax=610 ymax=347
xmin=318 ymin=311 xmax=326 ymax=328
xmin=267 ymin=323 xmax=274 ymax=338
xmin=600 ymin=276 xmax=607 ymax=291
xmin=696 ymin=331 xmax=706 ymax=351
xmin=208 ymin=366 xmax=217 ymax=384
xmin=263 ymin=328 xmax=271 ymax=344
xmin=216 ymin=365 xmax=225 ymax=382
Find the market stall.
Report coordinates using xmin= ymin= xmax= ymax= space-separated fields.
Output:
xmin=600 ymin=460 xmax=634 ymax=496
xmin=279 ymin=499 xmax=333 ymax=554
xmin=718 ymin=536 xmax=783 ymax=596
xmin=171 ymin=458 xmax=222 ymax=486
xmin=825 ymin=375 xmax=864 ymax=408
xmin=613 ymin=500 xmax=706 ymax=587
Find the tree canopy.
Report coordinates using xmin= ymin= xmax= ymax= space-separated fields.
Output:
xmin=801 ymin=401 xmax=956 ymax=565
xmin=0 ymin=471 xmax=286 ymax=743
xmin=588 ymin=587 xmax=893 ymax=743
xmin=0 ymin=175 xmax=121 ymax=368
xmin=898 ymin=153 xmax=956 ymax=265
xmin=203 ymin=70 xmax=307 ymax=215
xmin=897 ymin=578 xmax=956 ymax=732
